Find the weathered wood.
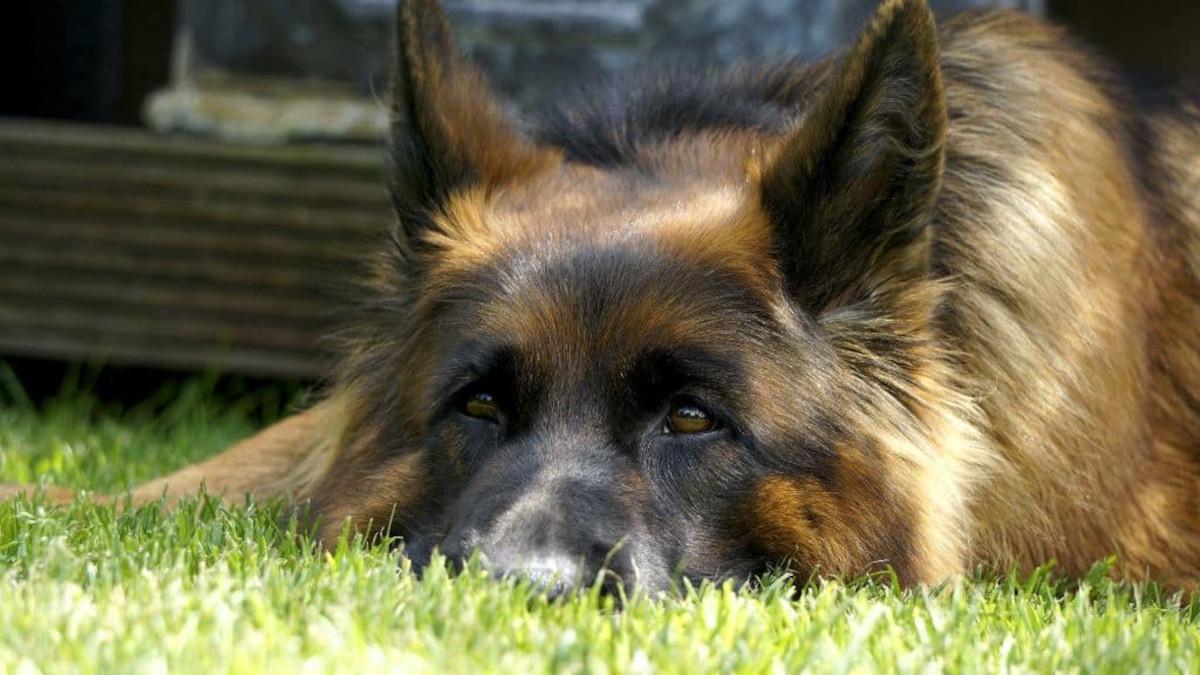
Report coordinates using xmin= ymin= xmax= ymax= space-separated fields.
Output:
xmin=0 ymin=118 xmax=386 ymax=171
xmin=0 ymin=187 xmax=389 ymax=236
xmin=0 ymin=216 xmax=371 ymax=262
xmin=0 ymin=118 xmax=394 ymax=377
xmin=0 ymin=332 xmax=323 ymax=378
xmin=0 ymin=301 xmax=319 ymax=351
xmin=0 ymin=244 xmax=332 ymax=290
xmin=0 ymin=274 xmax=328 ymax=321
xmin=0 ymin=157 xmax=389 ymax=207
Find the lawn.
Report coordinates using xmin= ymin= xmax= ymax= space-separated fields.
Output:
xmin=1 ymin=367 xmax=1198 ymax=673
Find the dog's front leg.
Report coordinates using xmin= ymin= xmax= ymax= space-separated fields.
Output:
xmin=0 ymin=402 xmax=337 ymax=508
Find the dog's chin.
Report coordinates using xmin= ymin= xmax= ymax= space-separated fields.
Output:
xmin=396 ymin=534 xmax=435 ymax=576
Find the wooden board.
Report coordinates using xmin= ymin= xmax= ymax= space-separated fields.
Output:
xmin=0 ymin=118 xmax=394 ymax=377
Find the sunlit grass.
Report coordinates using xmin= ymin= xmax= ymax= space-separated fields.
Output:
xmin=1 ymin=368 xmax=1198 ymax=672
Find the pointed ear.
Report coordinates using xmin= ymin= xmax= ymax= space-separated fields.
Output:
xmin=759 ymin=0 xmax=946 ymax=313
xmin=389 ymin=0 xmax=558 ymax=244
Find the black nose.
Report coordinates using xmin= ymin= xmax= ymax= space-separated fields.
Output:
xmin=491 ymin=553 xmax=581 ymax=598
xmin=438 ymin=533 xmax=631 ymax=599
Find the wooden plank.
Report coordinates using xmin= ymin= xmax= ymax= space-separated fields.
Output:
xmin=0 ymin=215 xmax=373 ymax=262
xmin=0 ymin=301 xmax=321 ymax=352
xmin=0 ymin=118 xmax=395 ymax=377
xmin=0 ymin=274 xmax=329 ymax=322
xmin=0 ymin=244 xmax=338 ymax=291
xmin=0 ymin=186 xmax=391 ymax=236
xmin=0 ymin=118 xmax=386 ymax=172
xmin=0 ymin=156 xmax=390 ymax=207
xmin=0 ymin=332 xmax=324 ymax=379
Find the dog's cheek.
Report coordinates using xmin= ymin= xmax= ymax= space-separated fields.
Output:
xmin=313 ymin=451 xmax=432 ymax=548
xmin=736 ymin=449 xmax=918 ymax=584
xmin=427 ymin=422 xmax=472 ymax=488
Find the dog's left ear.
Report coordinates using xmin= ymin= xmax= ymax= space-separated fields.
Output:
xmin=389 ymin=0 xmax=558 ymax=249
xmin=759 ymin=0 xmax=946 ymax=313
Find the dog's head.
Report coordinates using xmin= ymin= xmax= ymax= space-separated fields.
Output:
xmin=313 ymin=0 xmax=971 ymax=594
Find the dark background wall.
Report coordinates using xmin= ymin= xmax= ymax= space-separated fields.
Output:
xmin=2 ymin=0 xmax=1194 ymax=130
xmin=176 ymin=0 xmax=1033 ymax=113
xmin=1048 ymin=0 xmax=1200 ymax=77
xmin=0 ymin=0 xmax=176 ymax=125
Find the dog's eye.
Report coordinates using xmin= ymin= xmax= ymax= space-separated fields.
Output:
xmin=462 ymin=391 xmax=501 ymax=422
xmin=664 ymin=400 xmax=716 ymax=434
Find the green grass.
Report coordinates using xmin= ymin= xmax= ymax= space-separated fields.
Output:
xmin=2 ymin=370 xmax=1199 ymax=673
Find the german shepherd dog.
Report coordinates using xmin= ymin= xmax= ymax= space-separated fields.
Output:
xmin=6 ymin=0 xmax=1200 ymax=593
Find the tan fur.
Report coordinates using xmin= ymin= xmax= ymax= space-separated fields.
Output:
xmin=8 ymin=0 xmax=1200 ymax=588
xmin=0 ymin=403 xmax=333 ymax=506
xmin=928 ymin=14 xmax=1200 ymax=583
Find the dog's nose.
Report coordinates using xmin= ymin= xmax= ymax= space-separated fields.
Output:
xmin=439 ymin=537 xmax=582 ymax=596
xmin=439 ymin=532 xmax=629 ymax=598
xmin=492 ymin=553 xmax=581 ymax=598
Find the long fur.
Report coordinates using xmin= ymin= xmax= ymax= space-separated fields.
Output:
xmin=6 ymin=0 xmax=1200 ymax=589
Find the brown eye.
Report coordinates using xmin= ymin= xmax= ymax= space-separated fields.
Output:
xmin=665 ymin=400 xmax=716 ymax=434
xmin=463 ymin=392 xmax=501 ymax=421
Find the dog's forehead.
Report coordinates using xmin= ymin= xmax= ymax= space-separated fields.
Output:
xmin=496 ymin=164 xmax=745 ymax=235
xmin=441 ymin=162 xmax=775 ymax=277
xmin=473 ymin=241 xmax=748 ymax=355
xmin=426 ymin=177 xmax=776 ymax=356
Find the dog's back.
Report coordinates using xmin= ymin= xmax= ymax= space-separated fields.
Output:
xmin=933 ymin=13 xmax=1200 ymax=580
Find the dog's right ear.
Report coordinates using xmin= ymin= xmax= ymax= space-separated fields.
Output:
xmin=757 ymin=0 xmax=945 ymax=314
xmin=388 ymin=0 xmax=557 ymax=252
